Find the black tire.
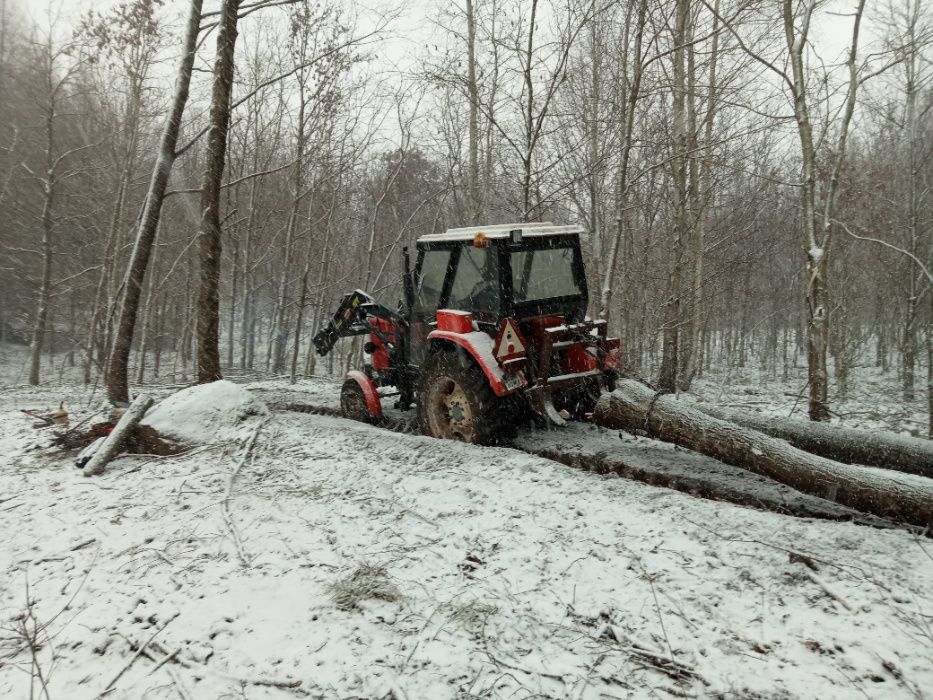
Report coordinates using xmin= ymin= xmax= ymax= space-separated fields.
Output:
xmin=417 ymin=348 xmax=512 ymax=444
xmin=341 ymin=379 xmax=377 ymax=424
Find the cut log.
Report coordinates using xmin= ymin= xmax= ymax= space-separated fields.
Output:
xmin=83 ymin=394 xmax=154 ymax=477
xmin=697 ymin=405 xmax=933 ymax=479
xmin=592 ymin=380 xmax=933 ymax=529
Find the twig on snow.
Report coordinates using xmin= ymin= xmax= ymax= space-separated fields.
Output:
xmin=148 ymin=640 xmax=309 ymax=694
xmin=804 ymin=571 xmax=853 ymax=612
xmin=98 ymin=613 xmax=179 ymax=696
xmin=147 ymin=647 xmax=180 ymax=677
xmin=70 ymin=538 xmax=96 ymax=551
xmin=165 ymin=664 xmax=195 ymax=700
xmin=222 ymin=420 xmax=265 ymax=567
xmin=483 ymin=640 xmax=567 ymax=685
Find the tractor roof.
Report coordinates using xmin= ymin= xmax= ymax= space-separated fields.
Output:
xmin=417 ymin=221 xmax=584 ymax=244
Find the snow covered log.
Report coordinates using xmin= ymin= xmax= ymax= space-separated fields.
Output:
xmin=696 ymin=405 xmax=933 ymax=479
xmin=83 ymin=394 xmax=153 ymax=477
xmin=593 ymin=380 xmax=933 ymax=528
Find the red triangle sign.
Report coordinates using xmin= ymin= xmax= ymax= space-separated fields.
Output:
xmin=494 ymin=318 xmax=527 ymax=361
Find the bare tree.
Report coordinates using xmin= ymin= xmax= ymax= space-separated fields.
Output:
xmin=78 ymin=0 xmax=164 ymax=384
xmin=597 ymin=0 xmax=648 ymax=320
xmin=465 ymin=0 xmax=481 ymax=224
xmin=23 ymin=18 xmax=89 ymax=385
xmin=196 ymin=0 xmax=242 ymax=383
xmin=657 ymin=0 xmax=690 ymax=393
xmin=709 ymin=0 xmax=870 ymax=419
xmin=106 ymin=0 xmax=203 ymax=404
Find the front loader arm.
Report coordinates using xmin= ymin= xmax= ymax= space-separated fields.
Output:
xmin=312 ymin=289 xmax=405 ymax=357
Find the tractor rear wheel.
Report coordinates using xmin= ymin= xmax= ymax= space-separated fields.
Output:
xmin=418 ymin=349 xmax=509 ymax=444
xmin=341 ymin=379 xmax=378 ymax=424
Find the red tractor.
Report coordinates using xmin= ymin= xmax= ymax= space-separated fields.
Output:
xmin=313 ymin=222 xmax=621 ymax=443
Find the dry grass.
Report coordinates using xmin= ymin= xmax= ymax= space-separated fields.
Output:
xmin=448 ymin=600 xmax=498 ymax=632
xmin=328 ymin=564 xmax=400 ymax=611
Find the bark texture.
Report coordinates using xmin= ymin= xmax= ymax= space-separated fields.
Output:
xmin=196 ymin=0 xmax=241 ymax=383
xmin=698 ymin=405 xmax=933 ymax=479
xmin=106 ymin=0 xmax=204 ymax=404
xmin=83 ymin=394 xmax=153 ymax=477
xmin=593 ymin=379 xmax=933 ymax=528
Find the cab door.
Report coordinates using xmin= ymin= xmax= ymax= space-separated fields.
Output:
xmin=410 ymin=246 xmax=453 ymax=365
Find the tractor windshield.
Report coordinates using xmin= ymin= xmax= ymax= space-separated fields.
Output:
xmin=510 ymin=247 xmax=582 ymax=303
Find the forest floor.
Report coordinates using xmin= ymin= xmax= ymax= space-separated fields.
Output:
xmin=1 ymin=343 xmax=932 ymax=699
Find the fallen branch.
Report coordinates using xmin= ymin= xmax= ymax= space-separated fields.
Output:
xmin=99 ymin=614 xmax=178 ymax=696
xmin=222 ymin=421 xmax=265 ymax=567
xmin=148 ymin=640 xmax=309 ymax=694
xmin=807 ymin=572 xmax=853 ymax=612
xmin=83 ymin=395 xmax=153 ymax=477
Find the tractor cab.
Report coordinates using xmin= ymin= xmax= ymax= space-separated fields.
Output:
xmin=313 ymin=222 xmax=621 ymax=443
xmin=412 ymin=223 xmax=588 ymax=331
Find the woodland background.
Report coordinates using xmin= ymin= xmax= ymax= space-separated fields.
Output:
xmin=0 ymin=0 xmax=931 ymax=429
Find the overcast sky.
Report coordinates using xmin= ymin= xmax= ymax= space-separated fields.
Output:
xmin=24 ymin=0 xmax=873 ymax=61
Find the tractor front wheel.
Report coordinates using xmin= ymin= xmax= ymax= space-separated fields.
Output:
xmin=418 ymin=349 xmax=507 ymax=444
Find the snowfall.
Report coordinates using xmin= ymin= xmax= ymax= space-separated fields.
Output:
xmin=1 ymin=345 xmax=932 ymax=699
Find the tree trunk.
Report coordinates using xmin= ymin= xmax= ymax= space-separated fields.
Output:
xmin=271 ymin=70 xmax=306 ymax=374
xmin=698 ymin=404 xmax=933 ymax=478
xmin=290 ymin=265 xmax=309 ymax=384
xmin=807 ymin=258 xmax=830 ymax=419
xmin=28 ymin=177 xmax=53 ymax=386
xmin=657 ymin=0 xmax=688 ymax=393
xmin=239 ymin=176 xmax=259 ymax=370
xmin=598 ymin=0 xmax=646 ymax=320
xmin=196 ymin=0 xmax=241 ymax=383
xmin=903 ymin=295 xmax=918 ymax=402
xmin=593 ymin=380 xmax=933 ymax=528
xmin=519 ymin=0 xmax=538 ymax=222
xmin=136 ymin=234 xmax=160 ymax=384
xmin=28 ymin=63 xmax=57 ymax=387
xmin=928 ymin=293 xmax=932 ymax=437
xmin=679 ymin=0 xmax=719 ymax=391
xmin=781 ymin=0 xmax=865 ymax=421
xmin=228 ymin=233 xmax=238 ymax=369
xmin=106 ymin=0 xmax=203 ymax=404
xmin=465 ymin=0 xmax=481 ymax=224
xmin=83 ymin=394 xmax=153 ymax=477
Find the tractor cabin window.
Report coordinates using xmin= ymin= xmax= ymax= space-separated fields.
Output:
xmin=449 ymin=245 xmax=500 ymax=313
xmin=416 ymin=249 xmax=451 ymax=314
xmin=511 ymin=247 xmax=582 ymax=303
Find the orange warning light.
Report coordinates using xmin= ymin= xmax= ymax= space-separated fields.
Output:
xmin=473 ymin=232 xmax=489 ymax=247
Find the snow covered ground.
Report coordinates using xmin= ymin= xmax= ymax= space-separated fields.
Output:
xmin=1 ymin=348 xmax=932 ymax=699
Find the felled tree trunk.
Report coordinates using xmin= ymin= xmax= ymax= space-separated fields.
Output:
xmin=593 ymin=380 xmax=933 ymax=528
xmin=696 ymin=405 xmax=933 ymax=479
xmin=83 ymin=394 xmax=153 ymax=477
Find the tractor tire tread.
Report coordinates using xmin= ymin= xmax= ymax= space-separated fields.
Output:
xmin=418 ymin=347 xmax=514 ymax=445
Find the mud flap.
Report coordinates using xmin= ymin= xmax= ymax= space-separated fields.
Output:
xmin=343 ymin=370 xmax=383 ymax=420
